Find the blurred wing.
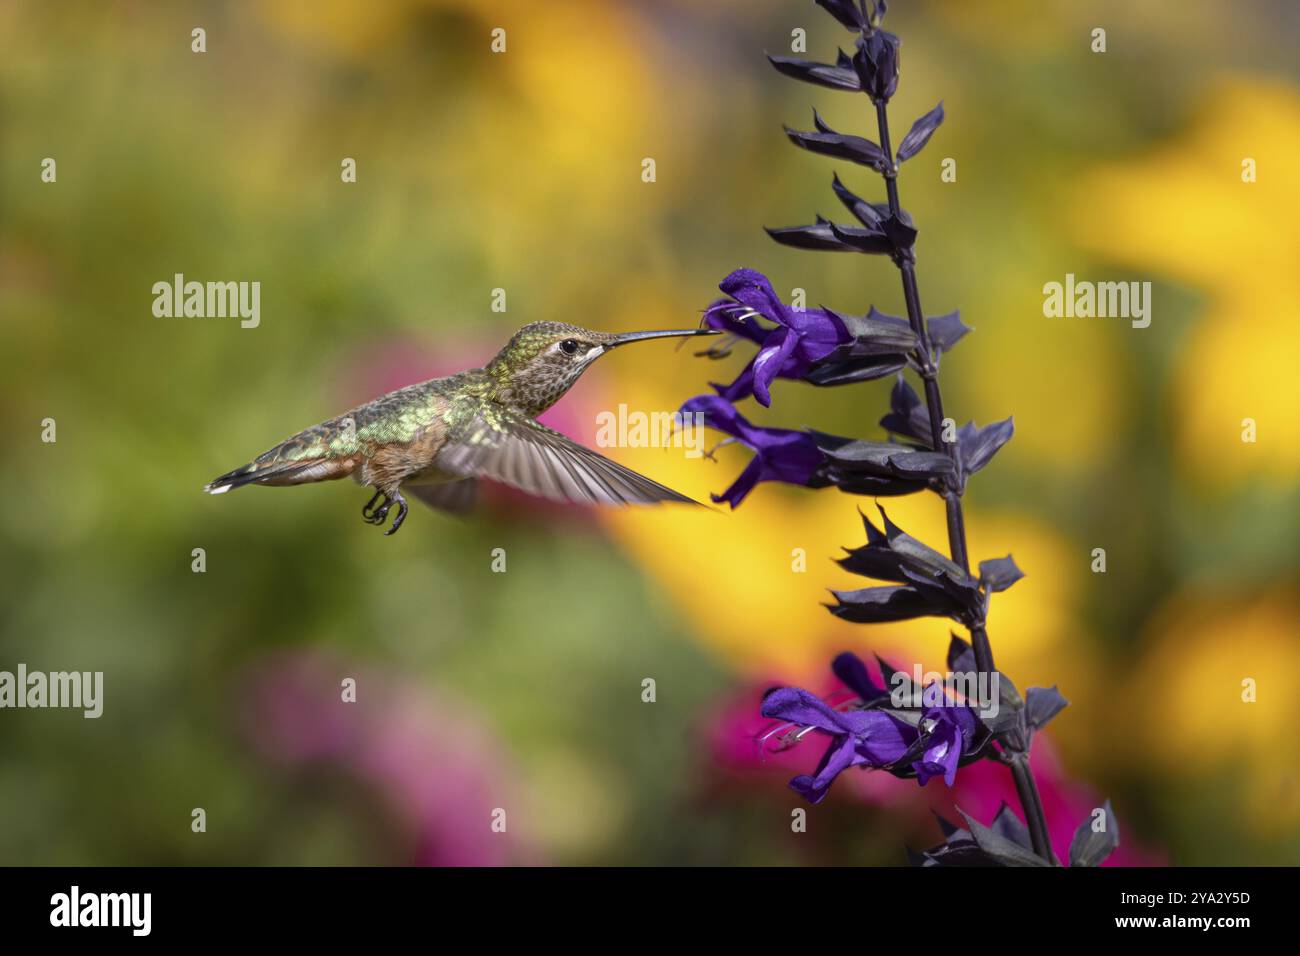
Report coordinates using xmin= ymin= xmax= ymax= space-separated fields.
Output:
xmin=437 ymin=408 xmax=700 ymax=506
xmin=407 ymin=479 xmax=478 ymax=516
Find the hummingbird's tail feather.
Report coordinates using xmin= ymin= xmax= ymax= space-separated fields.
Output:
xmin=204 ymin=463 xmax=259 ymax=494
xmin=204 ymin=458 xmax=351 ymax=494
xmin=206 ymin=416 xmax=364 ymax=494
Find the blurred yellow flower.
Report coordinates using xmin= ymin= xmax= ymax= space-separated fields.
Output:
xmin=952 ymin=262 xmax=1127 ymax=480
xmin=1127 ymin=588 xmax=1300 ymax=835
xmin=256 ymin=0 xmax=415 ymax=59
xmin=1074 ymin=80 xmax=1300 ymax=488
xmin=255 ymin=0 xmax=680 ymax=276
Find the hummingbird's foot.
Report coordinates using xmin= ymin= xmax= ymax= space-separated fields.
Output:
xmin=383 ymin=491 xmax=408 ymax=536
xmin=362 ymin=489 xmax=408 ymax=534
xmin=362 ymin=489 xmax=387 ymax=524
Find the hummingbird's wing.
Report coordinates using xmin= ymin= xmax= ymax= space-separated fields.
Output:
xmin=407 ymin=479 xmax=478 ymax=515
xmin=437 ymin=407 xmax=700 ymax=506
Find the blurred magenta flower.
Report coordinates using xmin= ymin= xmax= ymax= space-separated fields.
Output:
xmin=239 ymin=650 xmax=529 ymax=866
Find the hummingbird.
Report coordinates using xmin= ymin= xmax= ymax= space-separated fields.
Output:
xmin=204 ymin=322 xmax=718 ymax=535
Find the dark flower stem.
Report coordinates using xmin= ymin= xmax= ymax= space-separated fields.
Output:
xmin=1010 ymin=754 xmax=1056 ymax=864
xmin=872 ymin=98 xmax=1055 ymax=864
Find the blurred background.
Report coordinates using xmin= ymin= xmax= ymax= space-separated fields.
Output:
xmin=2 ymin=0 xmax=1298 ymax=865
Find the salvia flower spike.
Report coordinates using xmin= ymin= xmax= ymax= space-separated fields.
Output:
xmin=681 ymin=0 xmax=1118 ymax=866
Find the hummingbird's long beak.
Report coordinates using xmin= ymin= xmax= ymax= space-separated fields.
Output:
xmin=604 ymin=328 xmax=719 ymax=348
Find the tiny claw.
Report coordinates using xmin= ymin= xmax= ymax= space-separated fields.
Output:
xmin=362 ymin=489 xmax=385 ymax=520
xmin=383 ymin=496 xmax=408 ymax=535
xmin=365 ymin=494 xmax=392 ymax=526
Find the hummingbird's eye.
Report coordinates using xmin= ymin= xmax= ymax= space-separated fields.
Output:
xmin=559 ymin=339 xmax=579 ymax=355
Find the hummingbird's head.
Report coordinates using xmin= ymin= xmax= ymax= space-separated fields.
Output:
xmin=487 ymin=321 xmax=716 ymax=416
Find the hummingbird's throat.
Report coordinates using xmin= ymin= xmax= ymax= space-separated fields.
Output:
xmin=497 ymin=355 xmax=595 ymax=417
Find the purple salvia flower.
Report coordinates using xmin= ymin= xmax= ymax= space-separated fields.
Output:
xmin=835 ymin=652 xmax=982 ymax=789
xmin=681 ymin=394 xmax=825 ymax=507
xmin=761 ymin=687 xmax=915 ymax=803
xmin=703 ymin=268 xmax=850 ymax=407
xmin=913 ymin=699 xmax=980 ymax=787
xmin=830 ymin=650 xmax=891 ymax=704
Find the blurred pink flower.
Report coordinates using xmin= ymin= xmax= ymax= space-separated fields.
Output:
xmin=239 ymin=649 xmax=532 ymax=866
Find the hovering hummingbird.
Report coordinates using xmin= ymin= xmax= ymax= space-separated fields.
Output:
xmin=204 ymin=322 xmax=718 ymax=534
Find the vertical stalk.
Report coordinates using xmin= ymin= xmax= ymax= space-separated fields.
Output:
xmin=871 ymin=96 xmax=1053 ymax=864
xmin=873 ymin=100 xmax=992 ymax=674
xmin=1010 ymin=755 xmax=1057 ymax=865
